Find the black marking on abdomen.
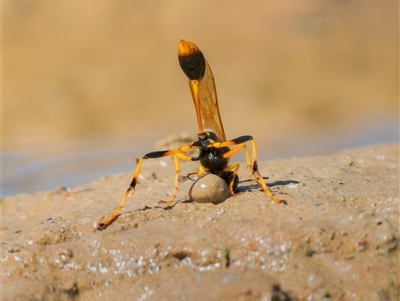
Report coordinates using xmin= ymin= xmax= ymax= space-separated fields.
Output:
xmin=178 ymin=50 xmax=206 ymax=81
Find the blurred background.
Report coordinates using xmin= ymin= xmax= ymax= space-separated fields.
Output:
xmin=3 ymin=0 xmax=399 ymax=196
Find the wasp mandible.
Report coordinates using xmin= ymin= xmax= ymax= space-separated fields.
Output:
xmin=98 ymin=40 xmax=285 ymax=230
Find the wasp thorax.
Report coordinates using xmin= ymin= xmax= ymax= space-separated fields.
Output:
xmin=198 ymin=132 xmax=208 ymax=140
xmin=204 ymin=130 xmax=221 ymax=142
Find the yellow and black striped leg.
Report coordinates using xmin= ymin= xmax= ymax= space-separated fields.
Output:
xmin=97 ymin=145 xmax=197 ymax=230
xmin=224 ymin=162 xmax=240 ymax=195
xmin=157 ymin=152 xmax=194 ymax=205
xmin=98 ymin=157 xmax=145 ymax=230
xmin=215 ymin=136 xmax=286 ymax=205
xmin=246 ymin=138 xmax=286 ymax=204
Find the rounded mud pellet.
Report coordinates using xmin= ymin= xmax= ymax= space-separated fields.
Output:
xmin=188 ymin=174 xmax=231 ymax=204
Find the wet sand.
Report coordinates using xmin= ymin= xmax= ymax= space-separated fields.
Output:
xmin=2 ymin=144 xmax=399 ymax=300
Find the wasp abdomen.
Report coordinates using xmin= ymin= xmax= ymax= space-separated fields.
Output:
xmin=178 ymin=50 xmax=206 ymax=81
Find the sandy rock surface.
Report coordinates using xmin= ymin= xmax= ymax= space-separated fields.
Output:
xmin=1 ymin=144 xmax=399 ymax=301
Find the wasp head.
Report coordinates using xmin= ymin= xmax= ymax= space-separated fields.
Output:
xmin=194 ymin=130 xmax=221 ymax=148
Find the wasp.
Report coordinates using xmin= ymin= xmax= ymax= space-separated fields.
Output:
xmin=98 ymin=40 xmax=285 ymax=230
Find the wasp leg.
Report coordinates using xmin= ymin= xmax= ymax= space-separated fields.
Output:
xmin=98 ymin=144 xmax=197 ymax=230
xmin=187 ymin=165 xmax=207 ymax=181
xmin=147 ymin=147 xmax=199 ymax=205
xmin=98 ymin=157 xmax=145 ymax=230
xmin=221 ymin=162 xmax=240 ymax=195
xmin=197 ymin=165 xmax=207 ymax=177
xmin=212 ymin=136 xmax=286 ymax=205
xmin=157 ymin=152 xmax=194 ymax=205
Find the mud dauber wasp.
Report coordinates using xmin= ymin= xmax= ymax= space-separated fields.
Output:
xmin=98 ymin=40 xmax=286 ymax=230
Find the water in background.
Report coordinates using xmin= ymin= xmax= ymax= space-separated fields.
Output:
xmin=3 ymin=120 xmax=398 ymax=197
xmin=3 ymin=1 xmax=398 ymax=196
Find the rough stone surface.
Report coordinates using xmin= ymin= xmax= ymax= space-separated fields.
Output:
xmin=1 ymin=144 xmax=399 ymax=301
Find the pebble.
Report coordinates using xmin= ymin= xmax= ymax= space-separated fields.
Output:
xmin=188 ymin=174 xmax=231 ymax=204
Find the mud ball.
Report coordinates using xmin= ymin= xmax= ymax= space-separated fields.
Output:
xmin=188 ymin=174 xmax=231 ymax=204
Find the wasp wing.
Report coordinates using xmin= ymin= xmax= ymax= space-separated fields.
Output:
xmin=197 ymin=60 xmax=226 ymax=142
xmin=178 ymin=40 xmax=226 ymax=142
